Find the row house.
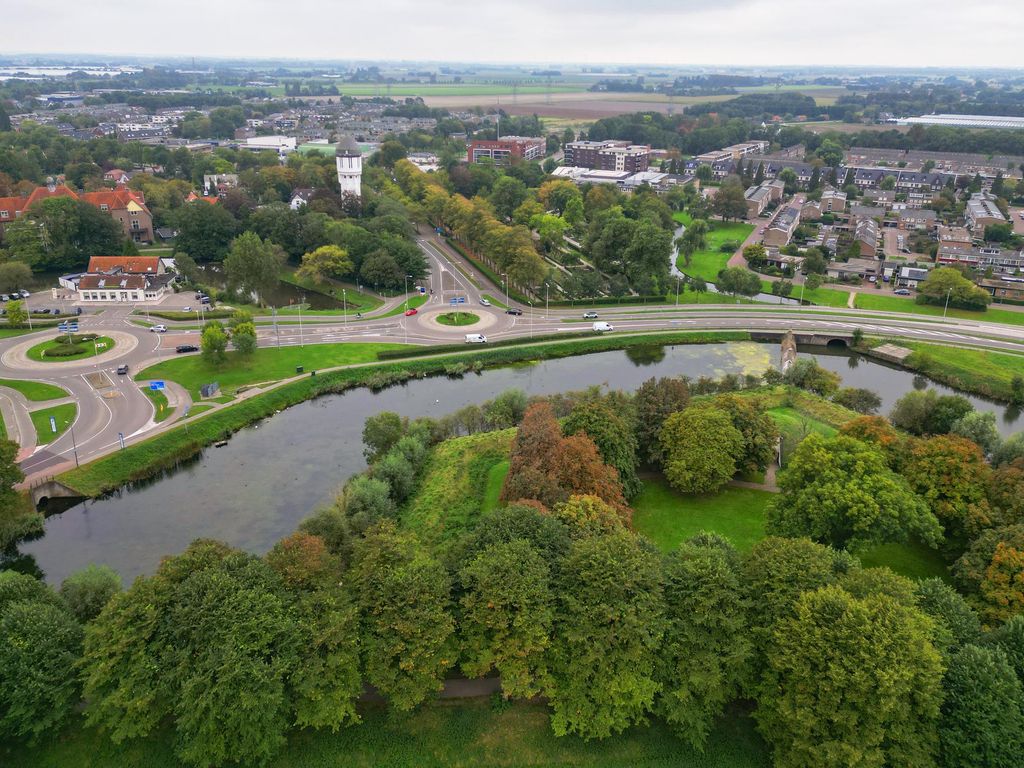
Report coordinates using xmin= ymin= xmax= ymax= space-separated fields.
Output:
xmin=897 ymin=208 xmax=937 ymax=231
xmin=938 ymin=244 xmax=1024 ymax=272
xmin=978 ymin=277 xmax=1024 ymax=302
xmin=763 ymin=206 xmax=801 ymax=248
xmin=854 ymin=219 xmax=880 ymax=258
xmin=965 ymin=191 xmax=1008 ymax=233
xmin=744 ymin=179 xmax=785 ymax=218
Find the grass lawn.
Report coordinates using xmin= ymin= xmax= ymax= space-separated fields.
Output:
xmin=481 ymin=293 xmax=509 ymax=309
xmin=794 ymin=284 xmax=851 ymax=308
xmin=29 ymin=403 xmax=76 ymax=445
xmin=26 ymin=336 xmax=116 ymax=363
xmin=0 ymin=378 xmax=68 ymax=401
xmin=279 ymin=269 xmax=383 ymax=313
xmin=856 ymin=541 xmax=951 ymax=581
xmin=676 ymin=219 xmax=754 ymax=285
xmin=482 ymin=460 xmax=510 ymax=514
xmin=365 ymin=293 xmax=428 ymax=320
xmin=6 ymin=701 xmax=768 ymax=768
xmin=632 ymin=477 xmax=772 ymax=553
xmin=436 ymin=311 xmax=480 ymax=326
xmin=0 ymin=414 xmax=6 ymax=440
xmin=0 ymin=327 xmax=42 ymax=338
xmin=895 ymin=342 xmax=1024 ymax=402
xmin=138 ymin=342 xmax=412 ymax=399
xmin=855 ymin=292 xmax=1024 ymax=326
xmin=767 ymin=406 xmax=838 ymax=464
xmin=140 ymin=387 xmax=173 ymax=423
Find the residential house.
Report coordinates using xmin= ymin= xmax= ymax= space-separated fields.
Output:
xmin=103 ymin=169 xmax=130 ymax=185
xmin=966 ymin=191 xmax=1007 ymax=233
xmin=763 ymin=206 xmax=801 ymax=248
xmin=978 ymin=277 xmax=1024 ymax=302
xmin=898 ymin=208 xmax=937 ymax=231
xmin=827 ymin=257 xmax=881 ymax=281
xmin=290 ymin=188 xmax=314 ymax=210
xmin=0 ymin=183 xmax=153 ymax=243
xmin=744 ymin=179 xmax=784 ymax=217
xmin=937 ymin=225 xmax=972 ymax=249
xmin=821 ymin=188 xmax=847 ymax=213
xmin=854 ymin=219 xmax=880 ymax=258
xmin=895 ymin=266 xmax=932 ymax=289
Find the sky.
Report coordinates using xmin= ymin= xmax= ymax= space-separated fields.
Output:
xmin=4 ymin=0 xmax=1024 ymax=68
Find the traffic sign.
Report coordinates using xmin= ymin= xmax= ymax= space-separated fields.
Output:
xmin=118 ymin=432 xmax=125 ymax=450
xmin=49 ymin=416 xmax=57 ymax=433
xmin=150 ymin=381 xmax=165 ymax=391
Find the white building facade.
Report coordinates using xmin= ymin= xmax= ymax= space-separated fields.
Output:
xmin=335 ymin=136 xmax=362 ymax=198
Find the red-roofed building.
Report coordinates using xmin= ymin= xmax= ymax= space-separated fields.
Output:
xmin=186 ymin=190 xmax=219 ymax=205
xmin=0 ymin=183 xmax=154 ymax=243
xmin=87 ymin=255 xmax=162 ymax=274
xmin=103 ymin=169 xmax=130 ymax=184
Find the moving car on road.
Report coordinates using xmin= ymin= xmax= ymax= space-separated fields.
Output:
xmin=592 ymin=321 xmax=614 ymax=332
xmin=506 ymin=308 xmax=523 ymax=316
xmin=894 ymin=289 xmax=911 ymax=296
xmin=116 ymin=364 xmax=129 ymax=375
xmin=583 ymin=311 xmax=598 ymax=319
xmin=465 ymin=333 xmax=487 ymax=343
xmin=176 ymin=344 xmax=199 ymax=353
xmin=150 ymin=324 xmax=167 ymax=333
xmin=404 ymin=307 xmax=418 ymax=316
xmin=479 ymin=298 xmax=491 ymax=306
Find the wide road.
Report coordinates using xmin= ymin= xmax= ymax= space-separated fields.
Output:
xmin=2 ymin=239 xmax=1022 ymax=483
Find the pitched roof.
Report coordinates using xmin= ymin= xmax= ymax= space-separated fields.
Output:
xmin=80 ymin=188 xmax=151 ymax=215
xmin=87 ymin=256 xmax=160 ymax=274
xmin=24 ymin=184 xmax=79 ymax=209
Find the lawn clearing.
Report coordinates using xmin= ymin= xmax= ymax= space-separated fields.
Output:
xmin=856 ymin=540 xmax=951 ymax=581
xmin=26 ymin=335 xmax=116 ymax=363
xmin=29 ymin=403 xmax=76 ymax=445
xmin=0 ymin=378 xmax=68 ymax=401
xmin=138 ymin=342 xmax=413 ymax=399
xmin=8 ymin=700 xmax=768 ymax=768
xmin=893 ymin=342 xmax=1024 ymax=402
xmin=482 ymin=459 xmax=510 ymax=514
xmin=141 ymin=387 xmax=173 ymax=423
xmin=767 ymin=405 xmax=838 ymax=464
xmin=632 ymin=476 xmax=772 ymax=553
xmin=675 ymin=219 xmax=754 ymax=284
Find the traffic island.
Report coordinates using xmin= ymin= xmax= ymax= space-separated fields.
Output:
xmin=436 ymin=311 xmax=481 ymax=327
xmin=26 ymin=334 xmax=117 ymax=363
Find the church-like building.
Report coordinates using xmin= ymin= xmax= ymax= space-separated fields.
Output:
xmin=335 ymin=136 xmax=362 ymax=198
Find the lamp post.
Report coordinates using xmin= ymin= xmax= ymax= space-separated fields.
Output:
xmin=298 ymin=293 xmax=305 ymax=348
xmin=943 ymin=286 xmax=953 ymax=318
xmin=68 ymin=417 xmax=80 ymax=468
xmin=343 ymin=288 xmax=347 ymax=328
xmin=529 ymin=301 xmax=534 ymax=338
xmin=403 ymin=274 xmax=410 ymax=311
xmin=502 ymin=273 xmax=508 ymax=307
xmin=675 ymin=276 xmax=681 ymax=306
xmin=545 ymin=283 xmax=549 ymax=318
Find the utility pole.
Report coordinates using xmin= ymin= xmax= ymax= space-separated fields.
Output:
xmin=343 ymin=289 xmax=347 ymax=327
xmin=943 ymin=286 xmax=953 ymax=318
xmin=298 ymin=294 xmax=304 ymax=347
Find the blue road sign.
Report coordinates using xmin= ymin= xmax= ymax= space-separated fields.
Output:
xmin=450 ymin=298 xmax=457 ymax=305
xmin=150 ymin=381 xmax=165 ymax=391
xmin=457 ymin=296 xmax=466 ymax=303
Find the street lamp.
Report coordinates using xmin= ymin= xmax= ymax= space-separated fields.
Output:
xmin=545 ymin=283 xmax=549 ymax=318
xmin=343 ymin=288 xmax=348 ymax=327
xmin=675 ymin=276 xmax=681 ymax=306
xmin=529 ymin=301 xmax=534 ymax=338
xmin=298 ymin=293 xmax=305 ymax=348
xmin=502 ymin=273 xmax=508 ymax=307
xmin=943 ymin=286 xmax=953 ymax=318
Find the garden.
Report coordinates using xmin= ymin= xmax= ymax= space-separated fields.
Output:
xmin=26 ymin=334 xmax=116 ymax=363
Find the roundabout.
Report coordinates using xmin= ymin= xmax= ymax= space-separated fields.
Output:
xmin=2 ymin=329 xmax=140 ymax=371
xmin=26 ymin=334 xmax=118 ymax=363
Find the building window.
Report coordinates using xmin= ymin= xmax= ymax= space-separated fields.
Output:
xmin=0 ymin=211 xmax=7 ymax=219
xmin=100 ymin=204 xmax=109 ymax=211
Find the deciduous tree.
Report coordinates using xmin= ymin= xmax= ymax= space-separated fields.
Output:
xmin=660 ymin=405 xmax=744 ymax=494
xmin=59 ymin=564 xmax=121 ymax=622
xmin=633 ymin=376 xmax=690 ymax=465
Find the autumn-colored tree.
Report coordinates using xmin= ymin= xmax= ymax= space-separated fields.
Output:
xmin=553 ymin=494 xmax=629 ymax=536
xmin=265 ymin=532 xmax=340 ymax=590
xmin=501 ymin=402 xmax=626 ymax=511
xmin=954 ymin=525 xmax=1024 ymax=625
xmin=563 ymin=398 xmax=641 ymax=498
xmin=839 ymin=415 xmax=909 ymax=469
xmin=904 ymin=435 xmax=993 ymax=546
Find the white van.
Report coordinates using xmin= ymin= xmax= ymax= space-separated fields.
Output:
xmin=592 ymin=321 xmax=613 ymax=333
xmin=465 ymin=333 xmax=487 ymax=343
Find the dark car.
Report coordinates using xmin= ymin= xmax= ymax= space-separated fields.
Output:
xmin=116 ymin=364 xmax=129 ymax=375
xmin=176 ymin=344 xmax=199 ymax=354
xmin=505 ymin=308 xmax=523 ymax=316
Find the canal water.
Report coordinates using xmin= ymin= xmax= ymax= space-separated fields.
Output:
xmin=12 ymin=342 xmax=1022 ymax=585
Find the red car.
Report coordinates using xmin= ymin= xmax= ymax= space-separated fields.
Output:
xmin=404 ymin=307 xmax=418 ymax=316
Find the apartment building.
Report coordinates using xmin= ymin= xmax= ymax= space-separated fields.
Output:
xmin=564 ymin=140 xmax=650 ymax=172
xmin=763 ymin=206 xmax=801 ymax=248
xmin=467 ymin=136 xmax=545 ymax=164
xmin=966 ymin=191 xmax=1008 ymax=233
xmin=744 ymin=179 xmax=785 ymax=218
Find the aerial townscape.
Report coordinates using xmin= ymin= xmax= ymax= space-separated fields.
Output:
xmin=4 ymin=3 xmax=1024 ymax=767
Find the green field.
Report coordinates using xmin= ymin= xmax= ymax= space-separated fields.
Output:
xmin=26 ymin=336 xmax=116 ymax=363
xmin=855 ymin=292 xmax=1024 ymax=326
xmin=278 ymin=269 xmax=384 ymax=313
xmin=6 ymin=700 xmax=768 ymax=768
xmin=0 ymin=378 xmax=67 ymax=401
xmin=138 ymin=342 xmax=412 ymax=399
xmin=482 ymin=460 xmax=510 ymax=514
xmin=856 ymin=541 xmax=951 ymax=581
xmin=632 ymin=478 xmax=772 ymax=553
xmin=183 ymin=404 xmax=214 ymax=419
xmin=29 ymin=403 xmax=76 ymax=445
xmin=481 ymin=293 xmax=509 ymax=309
xmin=767 ymin=406 xmax=838 ymax=464
xmin=141 ymin=387 xmax=173 ymax=423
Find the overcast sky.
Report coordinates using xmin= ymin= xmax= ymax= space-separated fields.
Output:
xmin=5 ymin=0 xmax=1024 ymax=68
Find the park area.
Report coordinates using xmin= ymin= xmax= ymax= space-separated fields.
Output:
xmin=673 ymin=212 xmax=754 ymax=284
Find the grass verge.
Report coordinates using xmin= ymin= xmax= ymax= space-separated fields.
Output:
xmin=855 ymin=293 xmax=1024 ymax=327
xmin=140 ymin=387 xmax=173 ymax=423
xmin=0 ymin=379 xmax=68 ymax=401
xmin=436 ymin=311 xmax=480 ymax=327
xmin=138 ymin=342 xmax=412 ymax=399
xmin=26 ymin=336 xmax=115 ymax=363
xmin=29 ymin=403 xmax=76 ymax=445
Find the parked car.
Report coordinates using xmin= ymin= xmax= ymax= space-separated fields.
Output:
xmin=150 ymin=324 xmax=168 ymax=333
xmin=583 ymin=311 xmax=598 ymax=319
xmin=194 ymin=292 xmax=206 ymax=300
xmin=592 ymin=321 xmax=614 ymax=333
xmin=18 ymin=290 xmax=30 ymax=298
xmin=116 ymin=364 xmax=129 ymax=375
xmin=176 ymin=344 xmax=199 ymax=353
xmin=464 ymin=333 xmax=487 ymax=343
xmin=200 ymin=296 xmax=211 ymax=305
xmin=506 ymin=308 xmax=523 ymax=316
xmin=479 ymin=298 xmax=491 ymax=306
xmin=0 ymin=295 xmax=9 ymax=302
xmin=894 ymin=289 xmax=912 ymax=296
xmin=404 ymin=307 xmax=418 ymax=316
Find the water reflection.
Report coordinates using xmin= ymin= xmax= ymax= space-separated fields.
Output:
xmin=17 ymin=341 xmax=1021 ymax=585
